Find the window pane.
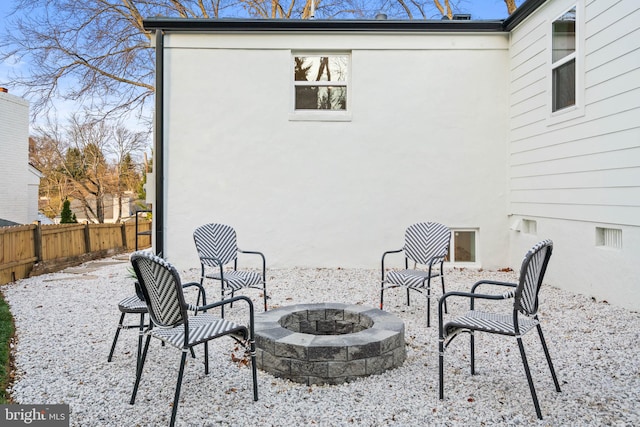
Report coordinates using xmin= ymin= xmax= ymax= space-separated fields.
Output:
xmin=295 ymin=86 xmax=347 ymax=110
xmin=552 ymin=8 xmax=576 ymax=62
xmin=553 ymin=58 xmax=575 ymax=111
xmin=453 ymin=231 xmax=476 ymax=262
xmin=294 ymin=56 xmax=348 ymax=82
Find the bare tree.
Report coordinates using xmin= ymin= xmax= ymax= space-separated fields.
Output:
xmin=29 ymin=135 xmax=74 ymax=219
xmin=62 ymin=115 xmax=112 ymax=223
xmin=504 ymin=0 xmax=519 ymax=14
xmin=32 ymin=114 xmax=148 ymax=223
xmin=1 ymin=1 xmax=518 ymax=122
xmin=108 ymin=125 xmax=149 ymax=222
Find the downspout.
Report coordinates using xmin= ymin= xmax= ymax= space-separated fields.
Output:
xmin=154 ymin=28 xmax=164 ymax=256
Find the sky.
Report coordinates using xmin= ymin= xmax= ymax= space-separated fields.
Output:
xmin=0 ymin=0 xmax=520 ymax=123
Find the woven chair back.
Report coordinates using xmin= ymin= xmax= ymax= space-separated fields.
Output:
xmin=131 ymin=252 xmax=186 ymax=328
xmin=404 ymin=222 xmax=451 ymax=265
xmin=516 ymin=239 xmax=553 ymax=316
xmin=193 ymin=223 xmax=238 ymax=267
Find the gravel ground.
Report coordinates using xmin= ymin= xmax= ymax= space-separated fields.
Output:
xmin=2 ymin=254 xmax=639 ymax=426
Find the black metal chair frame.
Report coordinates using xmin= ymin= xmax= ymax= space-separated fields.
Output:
xmin=380 ymin=222 xmax=451 ymax=327
xmin=129 ymin=252 xmax=258 ymax=427
xmin=438 ymin=240 xmax=561 ymax=419
xmin=194 ymin=223 xmax=267 ymax=318
xmin=108 ymin=281 xmax=148 ymax=366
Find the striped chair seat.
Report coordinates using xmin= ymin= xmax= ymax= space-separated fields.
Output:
xmin=149 ymin=313 xmax=247 ymax=348
xmin=118 ymin=295 xmax=148 ymax=313
xmin=443 ymin=311 xmax=539 ymax=339
xmin=206 ymin=270 xmax=263 ymax=291
xmin=385 ymin=269 xmax=437 ymax=289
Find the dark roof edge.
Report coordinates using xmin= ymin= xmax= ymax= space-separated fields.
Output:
xmin=503 ymin=0 xmax=549 ymax=31
xmin=142 ymin=18 xmax=506 ymax=33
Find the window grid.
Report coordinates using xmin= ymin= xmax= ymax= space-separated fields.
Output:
xmin=292 ymin=54 xmax=350 ymax=112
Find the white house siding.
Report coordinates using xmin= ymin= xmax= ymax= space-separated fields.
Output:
xmin=507 ymin=0 xmax=640 ymax=310
xmin=162 ymin=32 xmax=511 ymax=270
xmin=0 ymin=91 xmax=30 ymax=224
xmin=27 ymin=165 xmax=43 ymax=223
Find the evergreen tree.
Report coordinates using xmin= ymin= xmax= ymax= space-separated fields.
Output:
xmin=60 ymin=199 xmax=77 ymax=223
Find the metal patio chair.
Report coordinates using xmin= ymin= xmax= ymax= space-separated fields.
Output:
xmin=193 ymin=223 xmax=267 ymax=318
xmin=129 ymin=251 xmax=258 ymax=427
xmin=107 ymin=280 xmax=147 ymax=365
xmin=380 ymin=222 xmax=451 ymax=327
xmin=438 ymin=239 xmax=561 ymax=419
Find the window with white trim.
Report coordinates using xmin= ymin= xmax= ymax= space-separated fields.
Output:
xmin=292 ymin=54 xmax=349 ymax=114
xmin=445 ymin=230 xmax=477 ymax=263
xmin=551 ymin=6 xmax=577 ymax=112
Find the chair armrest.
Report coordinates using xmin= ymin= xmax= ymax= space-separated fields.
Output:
xmin=427 ymin=254 xmax=446 ymax=265
xmin=237 ymin=249 xmax=266 ymax=280
xmin=425 ymin=255 xmax=447 ymax=273
xmin=238 ymin=249 xmax=265 ymax=259
xmin=182 ymin=281 xmax=207 ymax=308
xmin=440 ymin=290 xmax=508 ymax=307
xmin=182 ymin=281 xmax=204 ymax=290
xmin=438 ymin=290 xmax=510 ymax=337
xmin=470 ymin=280 xmax=517 ymax=293
xmin=381 ymin=248 xmax=404 ymax=280
xmin=194 ymin=295 xmax=256 ymax=338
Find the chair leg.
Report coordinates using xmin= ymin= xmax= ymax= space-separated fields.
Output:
xmin=380 ymin=283 xmax=385 ymax=310
xmin=204 ymin=342 xmax=209 ymax=374
xmin=516 ymin=336 xmax=543 ymax=420
xmin=136 ymin=313 xmax=145 ymax=370
xmin=170 ymin=351 xmax=188 ymax=427
xmin=406 ymin=288 xmax=411 ymax=306
xmin=220 ymin=284 xmax=226 ymax=319
xmin=426 ymin=285 xmax=432 ymax=328
xmin=262 ymin=282 xmax=268 ymax=311
xmin=470 ymin=332 xmax=475 ymax=375
xmin=537 ymin=324 xmax=561 ymax=392
xmin=130 ymin=334 xmax=151 ymax=405
xmin=438 ymin=338 xmax=445 ymax=400
xmin=249 ymin=338 xmax=259 ymax=401
xmin=108 ymin=313 xmax=126 ymax=362
xmin=197 ymin=279 xmax=204 ymax=307
xmin=441 ymin=274 xmax=448 ymax=314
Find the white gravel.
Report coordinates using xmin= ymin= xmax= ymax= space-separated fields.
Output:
xmin=2 ymin=254 xmax=639 ymax=426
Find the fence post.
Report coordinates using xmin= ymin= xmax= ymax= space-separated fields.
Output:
xmin=121 ymin=223 xmax=127 ymax=251
xmin=33 ymin=221 xmax=42 ymax=262
xmin=84 ymin=223 xmax=91 ymax=253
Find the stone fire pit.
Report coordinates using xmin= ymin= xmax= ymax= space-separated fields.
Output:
xmin=254 ymin=303 xmax=406 ymax=385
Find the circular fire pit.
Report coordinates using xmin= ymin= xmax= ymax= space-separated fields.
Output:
xmin=254 ymin=303 xmax=406 ymax=385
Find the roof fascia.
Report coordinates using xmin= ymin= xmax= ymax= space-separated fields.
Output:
xmin=142 ymin=18 xmax=506 ymax=33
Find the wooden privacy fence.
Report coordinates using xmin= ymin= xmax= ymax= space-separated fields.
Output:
xmin=0 ymin=220 xmax=151 ymax=286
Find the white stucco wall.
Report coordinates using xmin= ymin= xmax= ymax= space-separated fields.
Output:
xmin=507 ymin=0 xmax=640 ymax=310
xmin=161 ymin=32 xmax=511 ymax=270
xmin=0 ymin=91 xmax=30 ymax=224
